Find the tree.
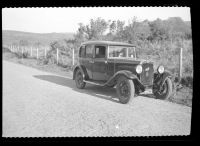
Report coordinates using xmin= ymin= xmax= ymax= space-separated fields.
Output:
xmin=166 ymin=17 xmax=191 ymax=40
xmin=74 ymin=17 xmax=109 ymax=41
xmin=148 ymin=18 xmax=170 ymax=41
xmin=109 ymin=20 xmax=117 ymax=34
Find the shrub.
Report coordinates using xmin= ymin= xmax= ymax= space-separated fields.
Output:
xmin=57 ymin=62 xmax=71 ymax=69
xmin=180 ymin=76 xmax=193 ymax=88
xmin=22 ymin=51 xmax=29 ymax=58
xmin=3 ymin=47 xmax=11 ymax=53
xmin=37 ymin=58 xmax=49 ymax=65
xmin=14 ymin=52 xmax=23 ymax=58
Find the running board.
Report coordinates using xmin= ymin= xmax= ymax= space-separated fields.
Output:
xmin=83 ymin=80 xmax=105 ymax=86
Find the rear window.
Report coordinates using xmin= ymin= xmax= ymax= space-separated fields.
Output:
xmin=79 ymin=45 xmax=85 ymax=58
xmin=85 ymin=45 xmax=93 ymax=58
xmin=95 ymin=45 xmax=106 ymax=58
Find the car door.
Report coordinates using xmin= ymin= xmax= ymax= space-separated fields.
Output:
xmin=92 ymin=45 xmax=108 ymax=81
xmin=83 ymin=44 xmax=94 ymax=79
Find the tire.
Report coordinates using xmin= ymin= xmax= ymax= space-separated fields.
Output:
xmin=153 ymin=78 xmax=172 ymax=100
xmin=75 ymin=69 xmax=86 ymax=89
xmin=116 ymin=76 xmax=135 ymax=104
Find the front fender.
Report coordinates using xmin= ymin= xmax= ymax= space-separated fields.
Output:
xmin=154 ymin=70 xmax=173 ymax=87
xmin=106 ymin=70 xmax=145 ymax=93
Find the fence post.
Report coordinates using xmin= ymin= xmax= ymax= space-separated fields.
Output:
xmin=37 ymin=48 xmax=39 ymax=59
xmin=72 ymin=48 xmax=74 ymax=66
xmin=30 ymin=47 xmax=32 ymax=57
xmin=57 ymin=48 xmax=59 ymax=64
xmin=22 ymin=47 xmax=24 ymax=60
xmin=178 ymin=47 xmax=183 ymax=82
xmin=134 ymin=47 xmax=136 ymax=59
xmin=44 ymin=48 xmax=46 ymax=59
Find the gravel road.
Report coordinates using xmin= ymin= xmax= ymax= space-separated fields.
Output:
xmin=3 ymin=60 xmax=191 ymax=137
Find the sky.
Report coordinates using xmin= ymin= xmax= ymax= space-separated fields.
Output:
xmin=2 ymin=7 xmax=191 ymax=33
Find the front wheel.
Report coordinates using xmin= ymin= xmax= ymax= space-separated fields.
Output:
xmin=116 ymin=76 xmax=135 ymax=104
xmin=75 ymin=69 xmax=86 ymax=89
xmin=153 ymin=78 xmax=172 ymax=100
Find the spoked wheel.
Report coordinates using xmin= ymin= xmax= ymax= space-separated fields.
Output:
xmin=116 ymin=76 xmax=135 ymax=104
xmin=153 ymin=78 xmax=172 ymax=100
xmin=75 ymin=69 xmax=86 ymax=89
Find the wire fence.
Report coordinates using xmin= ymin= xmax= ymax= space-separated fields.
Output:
xmin=4 ymin=45 xmax=77 ymax=67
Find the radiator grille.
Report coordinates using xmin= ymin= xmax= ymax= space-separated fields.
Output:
xmin=140 ymin=63 xmax=154 ymax=86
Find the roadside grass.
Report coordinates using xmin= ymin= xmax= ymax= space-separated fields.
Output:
xmin=3 ymin=46 xmax=192 ymax=107
xmin=3 ymin=48 xmax=73 ymax=77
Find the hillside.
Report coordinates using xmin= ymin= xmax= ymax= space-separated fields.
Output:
xmin=2 ymin=30 xmax=74 ymax=47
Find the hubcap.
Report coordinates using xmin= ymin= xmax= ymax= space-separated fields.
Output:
xmin=77 ymin=73 xmax=83 ymax=85
xmin=119 ymin=81 xmax=130 ymax=98
xmin=159 ymin=81 xmax=168 ymax=95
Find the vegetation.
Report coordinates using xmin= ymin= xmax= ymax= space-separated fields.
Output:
xmin=71 ymin=17 xmax=192 ymax=77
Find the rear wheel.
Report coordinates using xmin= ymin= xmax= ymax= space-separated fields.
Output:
xmin=75 ymin=69 xmax=86 ymax=89
xmin=116 ymin=76 xmax=135 ymax=104
xmin=153 ymin=78 xmax=172 ymax=100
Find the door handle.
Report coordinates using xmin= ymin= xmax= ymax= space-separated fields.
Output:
xmin=89 ymin=60 xmax=94 ymax=63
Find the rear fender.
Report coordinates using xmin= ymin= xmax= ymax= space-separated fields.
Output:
xmin=73 ymin=65 xmax=88 ymax=80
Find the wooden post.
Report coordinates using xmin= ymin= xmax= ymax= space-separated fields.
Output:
xmin=57 ymin=48 xmax=59 ymax=64
xmin=134 ymin=47 xmax=136 ymax=59
xmin=30 ymin=47 xmax=32 ymax=57
xmin=22 ymin=47 xmax=24 ymax=60
xmin=72 ymin=48 xmax=74 ymax=66
xmin=44 ymin=48 xmax=46 ymax=58
xmin=37 ymin=48 xmax=39 ymax=59
xmin=178 ymin=48 xmax=183 ymax=81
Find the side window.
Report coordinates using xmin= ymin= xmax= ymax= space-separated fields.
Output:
xmin=79 ymin=45 xmax=85 ymax=58
xmin=95 ymin=45 xmax=106 ymax=58
xmin=85 ymin=45 xmax=93 ymax=58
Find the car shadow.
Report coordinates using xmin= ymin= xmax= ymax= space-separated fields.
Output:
xmin=33 ymin=75 xmax=120 ymax=103
xmin=139 ymin=93 xmax=156 ymax=99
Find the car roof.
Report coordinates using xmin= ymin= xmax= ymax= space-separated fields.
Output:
xmin=81 ymin=41 xmax=135 ymax=47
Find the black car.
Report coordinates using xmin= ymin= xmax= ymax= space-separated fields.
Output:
xmin=73 ymin=41 xmax=173 ymax=104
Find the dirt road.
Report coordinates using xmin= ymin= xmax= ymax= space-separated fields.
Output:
xmin=3 ymin=60 xmax=191 ymax=137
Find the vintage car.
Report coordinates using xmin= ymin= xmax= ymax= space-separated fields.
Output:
xmin=73 ymin=41 xmax=173 ymax=104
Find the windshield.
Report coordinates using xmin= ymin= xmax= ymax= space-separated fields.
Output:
xmin=108 ymin=45 xmax=136 ymax=58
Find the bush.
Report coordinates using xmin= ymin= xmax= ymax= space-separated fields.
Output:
xmin=22 ymin=51 xmax=29 ymax=58
xmin=3 ymin=47 xmax=11 ymax=53
xmin=14 ymin=52 xmax=23 ymax=58
xmin=37 ymin=58 xmax=49 ymax=65
xmin=180 ymin=76 xmax=193 ymax=88
xmin=57 ymin=62 xmax=71 ymax=69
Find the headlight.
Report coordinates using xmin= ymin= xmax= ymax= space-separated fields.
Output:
xmin=136 ymin=65 xmax=142 ymax=74
xmin=158 ymin=65 xmax=165 ymax=74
